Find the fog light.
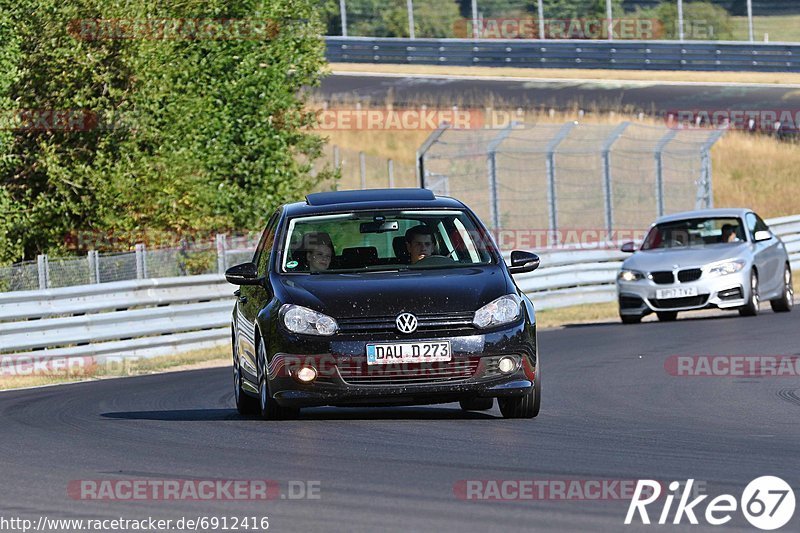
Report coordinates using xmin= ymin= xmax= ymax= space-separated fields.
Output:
xmin=295 ymin=366 xmax=317 ymax=383
xmin=498 ymin=356 xmax=517 ymax=374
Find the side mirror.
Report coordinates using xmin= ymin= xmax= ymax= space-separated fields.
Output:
xmin=225 ymin=262 xmax=262 ymax=286
xmin=621 ymin=241 xmax=636 ymax=253
xmin=753 ymin=230 xmax=772 ymax=242
xmin=508 ymin=250 xmax=540 ymax=274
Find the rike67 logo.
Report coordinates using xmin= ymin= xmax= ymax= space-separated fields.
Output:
xmin=625 ymin=477 xmax=795 ymax=530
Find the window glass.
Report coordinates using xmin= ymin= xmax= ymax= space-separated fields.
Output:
xmin=642 ymin=217 xmax=745 ymax=249
xmin=254 ymin=209 xmax=280 ymax=274
xmin=280 ymin=210 xmax=495 ymax=273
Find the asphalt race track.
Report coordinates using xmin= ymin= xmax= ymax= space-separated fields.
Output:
xmin=2 ymin=309 xmax=798 ymax=532
xmin=318 ymin=73 xmax=800 ymax=115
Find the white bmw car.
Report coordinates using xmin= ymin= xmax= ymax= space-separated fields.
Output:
xmin=617 ymin=208 xmax=793 ymax=323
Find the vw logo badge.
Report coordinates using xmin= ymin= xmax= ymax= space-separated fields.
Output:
xmin=396 ymin=312 xmax=418 ymax=334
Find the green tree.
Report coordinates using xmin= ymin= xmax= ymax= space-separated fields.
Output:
xmin=0 ymin=0 xmax=332 ymax=263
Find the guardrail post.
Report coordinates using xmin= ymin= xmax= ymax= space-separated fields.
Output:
xmin=37 ymin=254 xmax=49 ymax=289
xmin=601 ymin=122 xmax=629 ymax=235
xmin=216 ymin=234 xmax=228 ymax=274
xmin=486 ymin=122 xmax=516 ymax=230
xmin=388 ymin=159 xmax=394 ymax=188
xmin=416 ymin=122 xmax=450 ymax=188
xmin=135 ymin=244 xmax=146 ymax=279
xmin=545 ymin=122 xmax=577 ymax=245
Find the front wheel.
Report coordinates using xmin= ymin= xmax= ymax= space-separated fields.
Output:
xmin=233 ymin=330 xmax=259 ymax=416
xmin=770 ymin=265 xmax=793 ymax=313
xmin=739 ymin=270 xmax=760 ymax=316
xmin=498 ymin=362 xmax=541 ymax=419
xmin=257 ymin=340 xmax=298 ymax=420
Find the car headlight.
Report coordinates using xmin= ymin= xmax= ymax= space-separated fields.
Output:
xmin=473 ymin=295 xmax=521 ymax=329
xmin=281 ymin=304 xmax=338 ymax=336
xmin=618 ymin=269 xmax=645 ymax=282
xmin=707 ymin=260 xmax=745 ymax=277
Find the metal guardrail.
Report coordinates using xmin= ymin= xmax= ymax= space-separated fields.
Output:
xmin=325 ymin=37 xmax=800 ymax=72
xmin=1 ymin=215 xmax=799 ymax=363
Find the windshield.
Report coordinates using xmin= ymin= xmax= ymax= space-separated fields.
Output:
xmin=280 ymin=209 xmax=496 ymax=273
xmin=641 ymin=217 xmax=745 ymax=250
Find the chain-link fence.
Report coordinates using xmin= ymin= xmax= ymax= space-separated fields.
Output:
xmin=0 ymin=235 xmax=261 ymax=293
xmin=326 ymin=1 xmax=800 ymax=43
xmin=418 ymin=121 xmax=725 ymax=245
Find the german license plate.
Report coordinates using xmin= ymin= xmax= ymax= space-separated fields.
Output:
xmin=656 ymin=287 xmax=698 ymax=299
xmin=366 ymin=341 xmax=451 ymax=365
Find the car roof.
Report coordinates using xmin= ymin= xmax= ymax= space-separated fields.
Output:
xmin=655 ymin=208 xmax=752 ymax=224
xmin=282 ymin=188 xmax=467 ymax=217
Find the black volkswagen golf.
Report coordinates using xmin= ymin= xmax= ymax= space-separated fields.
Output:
xmin=226 ymin=189 xmax=541 ymax=419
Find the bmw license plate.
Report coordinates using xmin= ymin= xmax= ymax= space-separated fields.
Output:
xmin=366 ymin=341 xmax=451 ymax=365
xmin=656 ymin=287 xmax=698 ymax=299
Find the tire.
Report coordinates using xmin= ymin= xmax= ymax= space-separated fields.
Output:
xmin=620 ymin=314 xmax=642 ymax=324
xmin=498 ymin=361 xmax=541 ymax=419
xmin=770 ymin=265 xmax=793 ymax=313
xmin=739 ymin=270 xmax=760 ymax=317
xmin=459 ymin=397 xmax=494 ymax=411
xmin=656 ymin=311 xmax=678 ymax=322
xmin=257 ymin=338 xmax=298 ymax=420
xmin=233 ymin=329 xmax=259 ymax=416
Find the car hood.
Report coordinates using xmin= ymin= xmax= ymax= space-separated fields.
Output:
xmin=623 ymin=243 xmax=750 ymax=272
xmin=274 ymin=267 xmax=512 ymax=318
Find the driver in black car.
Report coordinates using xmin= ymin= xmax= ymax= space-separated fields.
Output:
xmin=405 ymin=225 xmax=438 ymax=264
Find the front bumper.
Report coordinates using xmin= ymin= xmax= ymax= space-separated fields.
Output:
xmin=262 ymin=321 xmax=537 ymax=408
xmin=617 ymin=269 xmax=749 ymax=315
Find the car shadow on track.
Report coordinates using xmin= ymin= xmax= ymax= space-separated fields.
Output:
xmin=101 ymin=406 xmax=499 ymax=421
xmin=561 ymin=311 xmax=743 ymax=329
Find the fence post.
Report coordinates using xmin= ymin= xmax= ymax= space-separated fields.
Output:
xmin=135 ymin=244 xmax=146 ymax=279
xmin=654 ymin=130 xmax=678 ymax=217
xmin=388 ymin=159 xmax=394 ymax=188
xmin=698 ymin=128 xmax=726 ymax=209
xmin=333 ymin=145 xmax=341 ymax=191
xmin=339 ymin=0 xmax=347 ymax=37
xmin=87 ymin=250 xmax=100 ymax=284
xmin=416 ymin=122 xmax=450 ymax=188
xmin=601 ymin=122 xmax=630 ymax=235
xmin=545 ymin=122 xmax=577 ymax=245
xmin=486 ymin=122 xmax=516 ymax=230
xmin=37 ymin=254 xmax=49 ymax=290
xmin=216 ymin=233 xmax=228 ymax=274
xmin=406 ymin=0 xmax=415 ymax=39
xmin=359 ymin=151 xmax=366 ymax=189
